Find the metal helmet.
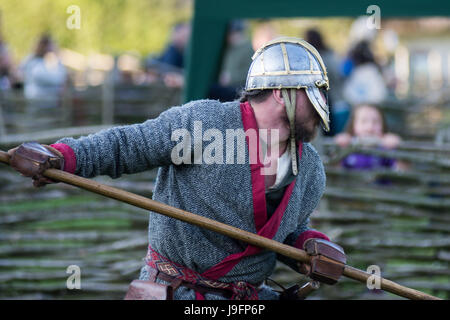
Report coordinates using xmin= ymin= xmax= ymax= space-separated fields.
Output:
xmin=245 ymin=37 xmax=330 ymax=131
xmin=244 ymin=37 xmax=330 ymax=175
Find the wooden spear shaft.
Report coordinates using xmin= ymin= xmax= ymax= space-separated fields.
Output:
xmin=0 ymin=150 xmax=440 ymax=300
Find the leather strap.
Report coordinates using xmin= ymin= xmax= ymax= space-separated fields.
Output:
xmin=281 ymin=88 xmax=298 ymax=176
xmin=155 ymin=268 xmax=232 ymax=299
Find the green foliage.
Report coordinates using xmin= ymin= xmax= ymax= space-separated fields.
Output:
xmin=0 ymin=0 xmax=192 ymax=61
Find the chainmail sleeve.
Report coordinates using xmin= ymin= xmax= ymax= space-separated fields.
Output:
xmin=56 ymin=103 xmax=195 ymax=179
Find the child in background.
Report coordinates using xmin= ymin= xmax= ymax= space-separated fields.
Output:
xmin=334 ymin=104 xmax=405 ymax=171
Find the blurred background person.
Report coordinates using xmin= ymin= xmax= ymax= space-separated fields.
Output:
xmin=342 ymin=40 xmax=388 ymax=108
xmin=334 ymin=104 xmax=406 ymax=172
xmin=251 ymin=22 xmax=278 ymax=52
xmin=157 ymin=22 xmax=190 ymax=71
xmin=208 ymin=20 xmax=254 ymax=102
xmin=305 ymin=28 xmax=349 ymax=136
xmin=340 ymin=15 xmax=378 ymax=78
xmin=145 ymin=22 xmax=191 ymax=89
xmin=0 ymin=29 xmax=19 ymax=91
xmin=19 ymin=33 xmax=67 ymax=109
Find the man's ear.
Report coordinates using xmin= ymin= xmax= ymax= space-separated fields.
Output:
xmin=272 ymin=89 xmax=284 ymax=106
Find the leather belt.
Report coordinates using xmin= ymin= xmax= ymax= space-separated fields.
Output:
xmin=145 ymin=246 xmax=259 ymax=299
xmin=154 ymin=268 xmax=233 ymax=299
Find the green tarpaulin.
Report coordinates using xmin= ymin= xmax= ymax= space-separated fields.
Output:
xmin=184 ymin=0 xmax=450 ymax=102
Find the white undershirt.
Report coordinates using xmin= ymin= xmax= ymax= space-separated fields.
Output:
xmin=267 ymin=146 xmax=292 ymax=191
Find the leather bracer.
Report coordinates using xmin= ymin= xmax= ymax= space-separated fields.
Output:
xmin=9 ymin=142 xmax=64 ymax=186
xmin=303 ymin=238 xmax=346 ymax=285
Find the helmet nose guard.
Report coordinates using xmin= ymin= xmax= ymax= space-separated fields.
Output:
xmin=244 ymin=37 xmax=330 ymax=132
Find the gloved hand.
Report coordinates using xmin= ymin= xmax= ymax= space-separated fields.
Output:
xmin=7 ymin=142 xmax=64 ymax=187
xmin=298 ymin=238 xmax=346 ymax=285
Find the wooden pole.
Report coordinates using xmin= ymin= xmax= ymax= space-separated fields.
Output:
xmin=0 ymin=150 xmax=441 ymax=300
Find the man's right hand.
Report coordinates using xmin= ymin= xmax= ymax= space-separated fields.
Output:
xmin=8 ymin=142 xmax=64 ymax=187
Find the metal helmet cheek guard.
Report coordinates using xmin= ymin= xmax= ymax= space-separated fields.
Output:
xmin=244 ymin=37 xmax=330 ymax=175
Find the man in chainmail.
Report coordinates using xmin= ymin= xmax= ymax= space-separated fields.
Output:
xmin=8 ymin=37 xmax=346 ymax=300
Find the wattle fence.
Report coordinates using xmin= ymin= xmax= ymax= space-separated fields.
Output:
xmin=0 ymin=85 xmax=448 ymax=299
